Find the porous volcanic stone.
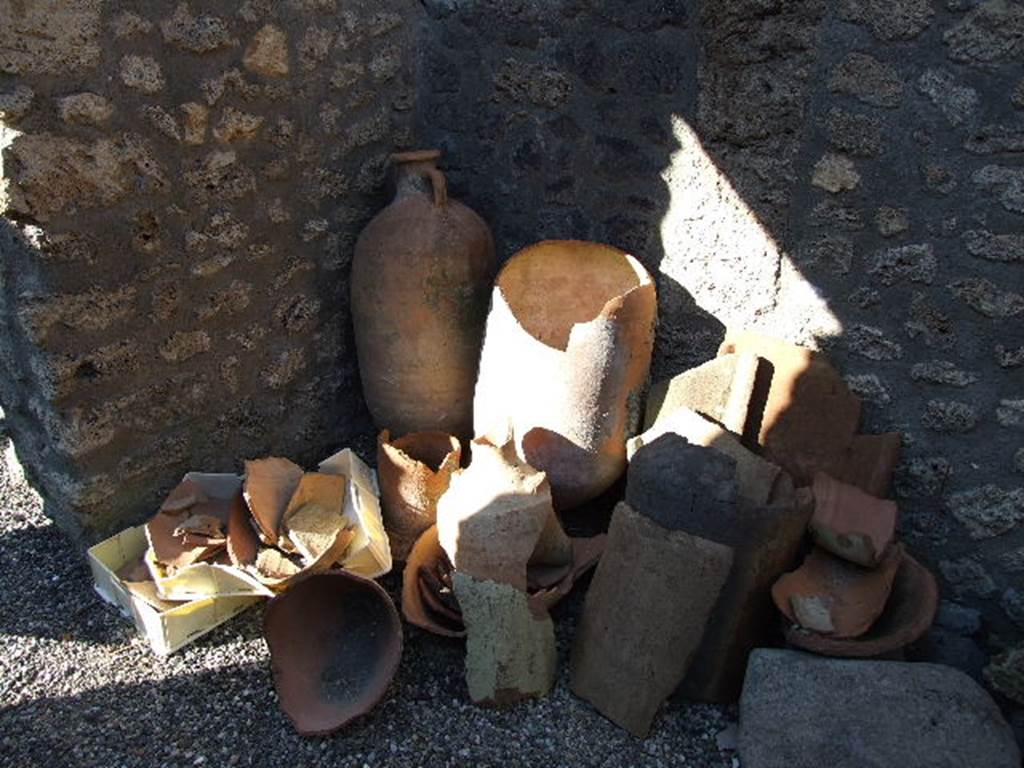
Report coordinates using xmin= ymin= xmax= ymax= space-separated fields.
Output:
xmin=739 ymin=649 xmax=1021 ymax=768
xmin=570 ymin=502 xmax=733 ymax=737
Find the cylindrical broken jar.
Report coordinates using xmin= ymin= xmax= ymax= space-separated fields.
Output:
xmin=473 ymin=240 xmax=657 ymax=510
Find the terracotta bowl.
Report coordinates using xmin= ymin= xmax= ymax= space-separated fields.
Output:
xmin=264 ymin=572 xmax=403 ymax=735
xmin=784 ymin=552 xmax=938 ymax=658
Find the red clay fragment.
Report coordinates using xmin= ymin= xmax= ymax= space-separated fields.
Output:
xmin=377 ymin=429 xmax=461 ymax=561
xmin=718 ymin=329 xmax=861 ymax=486
xmin=264 ymin=572 xmax=403 ymax=736
xmin=402 ymin=525 xmax=465 ymax=638
xmin=772 ymin=545 xmax=903 ymax=638
xmin=159 ymin=478 xmax=209 ymax=512
xmin=810 ymin=472 xmax=897 ymax=567
xmin=825 ymin=433 xmax=902 ymax=499
xmin=784 ymin=552 xmax=938 ymax=657
xmin=244 ymin=457 xmax=304 ymax=545
xmin=227 ymin=490 xmax=260 ymax=567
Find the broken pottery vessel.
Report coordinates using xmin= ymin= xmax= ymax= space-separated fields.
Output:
xmin=644 ymin=352 xmax=762 ymax=437
xmin=625 ymin=433 xmax=812 ymax=702
xmin=824 ymin=432 xmax=902 ymax=498
xmin=717 ymin=329 xmax=861 ymax=486
xmin=772 ymin=544 xmax=904 ymax=638
xmin=264 ymin=571 xmax=403 ymax=736
xmin=454 ymin=571 xmax=556 ymax=706
xmin=784 ymin=552 xmax=938 ymax=657
xmin=351 ymin=149 xmax=496 ymax=440
xmin=810 ymin=472 xmax=897 ymax=568
xmin=377 ymin=429 xmax=461 ymax=561
xmin=401 ymin=525 xmax=465 ymax=637
xmin=570 ymin=502 xmax=734 ymax=737
xmin=401 ymin=524 xmax=606 ymax=638
xmin=473 ymin=240 xmax=657 ymax=510
xmin=436 ymin=438 xmax=571 ymax=591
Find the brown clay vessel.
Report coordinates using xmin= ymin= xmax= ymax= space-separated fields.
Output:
xmin=377 ymin=429 xmax=461 ymax=561
xmin=784 ymin=552 xmax=938 ymax=657
xmin=351 ymin=150 xmax=496 ymax=440
xmin=264 ymin=571 xmax=403 ymax=736
xmin=474 ymin=240 xmax=657 ymax=510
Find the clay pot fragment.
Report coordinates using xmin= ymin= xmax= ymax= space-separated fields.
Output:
xmin=264 ymin=572 xmax=403 ymax=736
xmin=280 ymin=473 xmax=348 ymax=563
xmin=401 ymin=525 xmax=465 ymax=637
xmin=824 ymin=432 xmax=902 ymax=498
xmin=717 ymin=329 xmax=861 ymax=486
xmin=644 ymin=352 xmax=762 ymax=437
xmin=810 ymin=472 xmax=897 ymax=568
xmin=772 ymin=545 xmax=904 ymax=638
xmin=243 ymin=457 xmax=304 ymax=545
xmin=784 ymin=552 xmax=938 ymax=657
xmin=436 ymin=438 xmax=569 ymax=591
xmin=474 ymin=240 xmax=657 ymax=510
xmin=352 ymin=149 xmax=496 ymax=440
xmin=401 ymin=524 xmax=605 ymax=638
xmin=570 ymin=502 xmax=734 ymax=737
xmin=377 ymin=429 xmax=461 ymax=561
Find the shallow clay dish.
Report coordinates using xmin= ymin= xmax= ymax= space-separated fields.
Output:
xmin=783 ymin=552 xmax=938 ymax=657
xmin=264 ymin=572 xmax=403 ymax=735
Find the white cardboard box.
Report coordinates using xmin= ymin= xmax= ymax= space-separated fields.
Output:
xmin=88 ymin=524 xmax=260 ymax=656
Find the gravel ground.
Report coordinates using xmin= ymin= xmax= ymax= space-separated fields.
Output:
xmin=0 ymin=434 xmax=738 ymax=768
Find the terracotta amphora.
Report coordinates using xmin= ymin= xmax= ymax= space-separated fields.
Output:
xmin=351 ymin=150 xmax=496 ymax=440
xmin=473 ymin=240 xmax=657 ymax=510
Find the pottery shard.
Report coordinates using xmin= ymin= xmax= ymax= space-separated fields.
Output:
xmin=784 ymin=552 xmax=937 ymax=658
xmin=281 ymin=473 xmax=347 ymax=563
xmin=718 ymin=329 xmax=861 ymax=486
xmin=810 ymin=472 xmax=897 ymax=567
xmin=377 ymin=430 xmax=461 ymax=561
xmin=437 ymin=439 xmax=568 ymax=591
xmin=644 ymin=352 xmax=762 ymax=436
xmin=243 ymin=457 xmax=304 ymax=545
xmin=454 ymin=572 xmax=556 ymax=706
xmin=739 ymin=649 xmax=1021 ymax=768
xmin=773 ymin=545 xmax=903 ymax=638
xmin=627 ymin=407 xmax=784 ymax=508
xmin=570 ymin=502 xmax=734 ymax=737
xmin=823 ymin=433 xmax=902 ymax=498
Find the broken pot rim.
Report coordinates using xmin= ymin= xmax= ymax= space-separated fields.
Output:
xmin=263 ymin=569 xmax=404 ymax=737
xmin=493 ymin=239 xmax=655 ymax=352
xmin=782 ymin=551 xmax=938 ymax=658
xmin=401 ymin=524 xmax=466 ymax=639
xmin=378 ymin=429 xmax=462 ymax=474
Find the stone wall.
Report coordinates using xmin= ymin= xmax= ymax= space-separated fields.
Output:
xmin=0 ymin=0 xmax=419 ymax=536
xmin=1 ymin=0 xmax=1022 ymax=689
xmin=415 ymin=0 xmax=1024 ymax=674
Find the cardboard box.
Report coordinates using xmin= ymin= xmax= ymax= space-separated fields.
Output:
xmin=88 ymin=524 xmax=260 ymax=656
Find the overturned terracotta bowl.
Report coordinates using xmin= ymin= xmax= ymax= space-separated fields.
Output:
xmin=264 ymin=572 xmax=403 ymax=735
xmin=783 ymin=552 xmax=938 ymax=658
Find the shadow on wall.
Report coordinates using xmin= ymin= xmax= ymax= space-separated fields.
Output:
xmin=416 ymin=0 xmax=1024 ymax=648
